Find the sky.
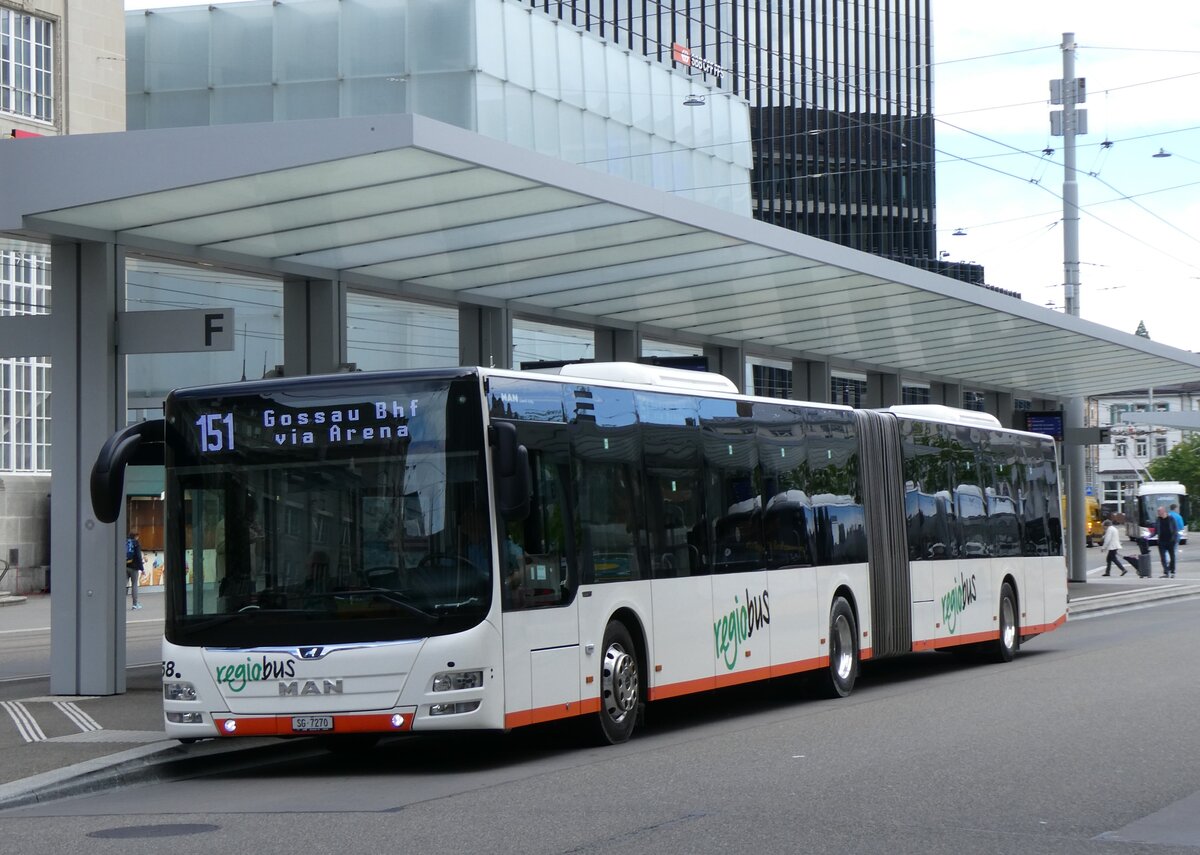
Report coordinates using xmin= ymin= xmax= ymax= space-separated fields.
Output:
xmin=122 ymin=1 xmax=1200 ymax=352
xmin=930 ymin=0 xmax=1200 ymax=352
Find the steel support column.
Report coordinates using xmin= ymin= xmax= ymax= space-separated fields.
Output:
xmin=49 ymin=240 xmax=125 ymax=695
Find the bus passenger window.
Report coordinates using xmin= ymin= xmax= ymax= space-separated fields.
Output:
xmin=707 ymin=468 xmax=763 ymax=573
xmin=575 ymin=460 xmax=646 ymax=583
xmin=646 ymin=469 xmax=706 ymax=577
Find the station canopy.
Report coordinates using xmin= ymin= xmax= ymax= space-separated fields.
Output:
xmin=3 ymin=113 xmax=1197 ymax=400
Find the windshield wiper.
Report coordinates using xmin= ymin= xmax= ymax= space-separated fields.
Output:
xmin=183 ymin=607 xmax=311 ymax=633
xmin=334 ymin=586 xmax=440 ymax=621
xmin=433 ymin=596 xmax=484 ymax=613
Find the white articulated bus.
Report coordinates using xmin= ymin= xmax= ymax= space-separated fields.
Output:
xmin=1125 ymin=481 xmax=1189 ymax=545
xmin=90 ymin=363 xmax=1067 ymax=747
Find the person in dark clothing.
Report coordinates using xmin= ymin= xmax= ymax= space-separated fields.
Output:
xmin=125 ymin=530 xmax=145 ymax=609
xmin=1156 ymin=506 xmax=1179 ymax=578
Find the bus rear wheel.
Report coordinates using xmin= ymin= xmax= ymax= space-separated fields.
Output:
xmin=818 ymin=596 xmax=858 ymax=698
xmin=595 ymin=621 xmax=640 ymax=744
xmin=993 ymin=582 xmax=1018 ymax=663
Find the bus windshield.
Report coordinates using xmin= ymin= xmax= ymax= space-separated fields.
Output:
xmin=163 ymin=373 xmax=490 ymax=648
xmin=1138 ymin=492 xmax=1185 ymax=527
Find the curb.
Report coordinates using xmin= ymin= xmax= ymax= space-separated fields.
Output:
xmin=0 ymin=736 xmax=324 ymax=813
xmin=1067 ymin=582 xmax=1200 ymax=617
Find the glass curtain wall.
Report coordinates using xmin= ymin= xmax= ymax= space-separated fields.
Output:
xmin=528 ymin=0 xmax=937 ymax=270
xmin=513 ymin=317 xmax=594 ymax=367
xmin=345 ymin=292 xmax=458 ymax=371
xmin=126 ymin=0 xmax=753 ymax=215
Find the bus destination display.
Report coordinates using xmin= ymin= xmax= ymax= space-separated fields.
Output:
xmin=192 ymin=396 xmax=422 ymax=455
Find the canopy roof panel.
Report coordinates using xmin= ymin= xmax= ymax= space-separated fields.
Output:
xmin=3 ymin=113 xmax=1197 ymax=399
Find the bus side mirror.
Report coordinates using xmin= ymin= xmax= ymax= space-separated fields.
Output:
xmin=90 ymin=419 xmax=165 ymax=524
xmin=492 ymin=421 xmax=531 ymax=522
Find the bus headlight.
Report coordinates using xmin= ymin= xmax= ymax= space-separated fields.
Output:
xmin=166 ymin=712 xmax=204 ymax=724
xmin=429 ymin=700 xmax=481 ymax=716
xmin=164 ymin=681 xmax=197 ymax=701
xmin=432 ymin=670 xmax=483 ymax=692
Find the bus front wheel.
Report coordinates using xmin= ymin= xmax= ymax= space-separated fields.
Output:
xmin=818 ymin=596 xmax=858 ymax=699
xmin=595 ymin=621 xmax=640 ymax=744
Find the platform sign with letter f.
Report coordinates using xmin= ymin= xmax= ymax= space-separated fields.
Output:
xmin=118 ymin=308 xmax=236 ymax=354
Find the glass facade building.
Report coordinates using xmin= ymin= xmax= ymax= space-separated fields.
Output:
xmin=527 ymin=0 xmax=938 ymax=270
xmin=125 ymin=0 xmax=753 ymax=215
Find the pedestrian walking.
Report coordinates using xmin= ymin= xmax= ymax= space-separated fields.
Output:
xmin=1100 ymin=519 xmax=1132 ymax=576
xmin=1155 ymin=506 xmax=1179 ymax=578
xmin=125 ymin=529 xmax=145 ymax=609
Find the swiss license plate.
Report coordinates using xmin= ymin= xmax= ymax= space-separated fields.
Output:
xmin=291 ymin=715 xmax=334 ymax=733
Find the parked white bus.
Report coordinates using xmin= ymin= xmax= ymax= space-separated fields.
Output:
xmin=91 ymin=363 xmax=1067 ymax=747
xmin=1125 ymin=482 xmax=1190 ymax=545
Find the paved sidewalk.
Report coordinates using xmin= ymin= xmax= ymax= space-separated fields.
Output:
xmin=1066 ymin=543 xmax=1200 ymax=615
xmin=1 ymin=549 xmax=1198 ymax=812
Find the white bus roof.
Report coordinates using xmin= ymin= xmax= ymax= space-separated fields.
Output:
xmin=885 ymin=405 xmax=1003 ymax=429
xmin=532 ymin=362 xmax=739 ymax=394
xmin=1136 ymin=482 xmax=1187 ymax=495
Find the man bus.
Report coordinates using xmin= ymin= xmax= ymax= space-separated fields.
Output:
xmin=91 ymin=363 xmax=1067 ymax=747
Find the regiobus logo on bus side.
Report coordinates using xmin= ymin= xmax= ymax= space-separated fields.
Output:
xmin=713 ymin=589 xmax=771 ymax=671
xmin=940 ymin=573 xmax=978 ymax=635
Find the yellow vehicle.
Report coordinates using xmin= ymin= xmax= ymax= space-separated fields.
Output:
xmin=1085 ymin=496 xmax=1104 ymax=547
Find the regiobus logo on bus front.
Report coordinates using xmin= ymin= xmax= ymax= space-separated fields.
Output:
xmin=713 ymin=589 xmax=771 ymax=671
xmin=213 ymin=656 xmax=345 ymax=696
xmin=940 ymin=573 xmax=978 ymax=635
xmin=214 ymin=655 xmax=297 ymax=692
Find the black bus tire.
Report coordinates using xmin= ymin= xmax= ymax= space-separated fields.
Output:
xmin=994 ymin=582 xmax=1018 ymax=663
xmin=595 ymin=621 xmax=640 ymax=744
xmin=818 ymin=596 xmax=858 ymax=698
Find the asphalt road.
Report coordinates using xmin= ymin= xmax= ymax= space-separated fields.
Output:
xmin=1 ymin=596 xmax=1199 ymax=854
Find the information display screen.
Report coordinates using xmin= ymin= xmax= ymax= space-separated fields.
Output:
xmin=1023 ymin=411 xmax=1064 ymax=441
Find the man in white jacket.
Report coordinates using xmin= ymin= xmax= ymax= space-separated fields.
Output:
xmin=1101 ymin=519 xmax=1132 ymax=576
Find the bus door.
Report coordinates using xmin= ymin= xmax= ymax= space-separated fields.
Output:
xmin=639 ymin=392 xmax=714 ymax=699
xmin=645 ymin=464 xmax=714 ymax=699
xmin=492 ymin=411 xmax=582 ymax=727
xmin=933 ymin=483 xmax=985 ymax=645
xmin=703 ymin=402 xmax=770 ymax=687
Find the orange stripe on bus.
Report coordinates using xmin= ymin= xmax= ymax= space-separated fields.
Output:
xmin=914 ymin=612 xmax=1066 ymax=651
xmin=648 ymin=676 xmax=716 ymax=701
xmin=1022 ymin=614 xmax=1067 ymax=636
xmin=911 ymin=629 xmax=998 ymax=651
xmin=714 ymin=664 xmax=775 ymax=689
xmin=768 ymin=656 xmax=827 ymax=679
xmin=649 ymin=649 xmax=874 ymax=700
xmin=505 ymin=698 xmax=600 ymax=730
